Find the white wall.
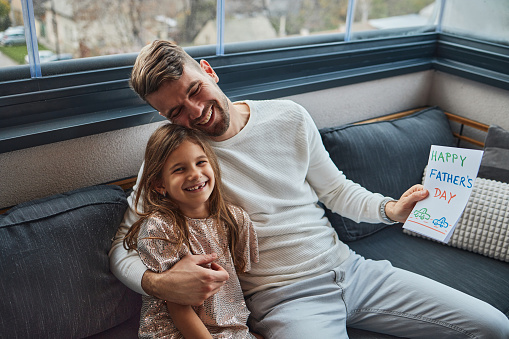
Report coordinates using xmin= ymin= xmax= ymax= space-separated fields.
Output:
xmin=0 ymin=122 xmax=162 ymax=208
xmin=2 ymin=70 xmax=508 ymax=209
xmin=429 ymin=72 xmax=509 ymax=131
xmin=282 ymin=71 xmax=433 ymax=129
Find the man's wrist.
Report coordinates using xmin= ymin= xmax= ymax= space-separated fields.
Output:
xmin=141 ymin=269 xmax=158 ymax=298
xmin=380 ymin=198 xmax=398 ymax=224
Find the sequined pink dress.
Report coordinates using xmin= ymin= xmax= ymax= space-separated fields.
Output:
xmin=137 ymin=204 xmax=259 ymax=339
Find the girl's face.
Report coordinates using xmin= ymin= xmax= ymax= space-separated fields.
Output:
xmin=156 ymin=140 xmax=215 ymax=219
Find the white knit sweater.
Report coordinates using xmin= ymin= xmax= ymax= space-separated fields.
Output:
xmin=109 ymin=99 xmax=387 ymax=296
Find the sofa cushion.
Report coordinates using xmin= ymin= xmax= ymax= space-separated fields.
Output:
xmin=0 ymin=185 xmax=141 ymax=338
xmin=319 ymin=107 xmax=456 ymax=241
xmin=404 ymin=177 xmax=509 ymax=262
xmin=478 ymin=125 xmax=509 ymax=183
xmin=348 ymin=224 xmax=509 ymax=318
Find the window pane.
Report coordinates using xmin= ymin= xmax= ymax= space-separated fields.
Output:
xmin=176 ymin=0 xmax=217 ymax=46
xmin=24 ymin=0 xmax=215 ymax=65
xmin=222 ymin=0 xmax=349 ymax=44
xmin=0 ymin=0 xmax=27 ymax=68
xmin=441 ymin=0 xmax=509 ymax=46
xmin=350 ymin=0 xmax=436 ymax=40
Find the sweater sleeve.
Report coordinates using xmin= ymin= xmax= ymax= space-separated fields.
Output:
xmin=108 ymin=165 xmax=149 ymax=296
xmin=301 ymin=107 xmax=386 ymax=223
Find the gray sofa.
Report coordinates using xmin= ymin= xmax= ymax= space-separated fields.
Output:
xmin=1 ymin=107 xmax=507 ymax=338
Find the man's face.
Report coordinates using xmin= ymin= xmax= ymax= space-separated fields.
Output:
xmin=146 ymin=62 xmax=230 ymax=139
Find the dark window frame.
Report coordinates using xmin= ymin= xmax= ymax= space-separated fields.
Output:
xmin=1 ymin=31 xmax=508 ymax=154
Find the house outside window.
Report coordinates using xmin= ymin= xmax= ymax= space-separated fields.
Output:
xmin=1 ymin=0 xmax=444 ymax=70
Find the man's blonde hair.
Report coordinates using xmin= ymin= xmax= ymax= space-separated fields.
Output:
xmin=130 ymin=40 xmax=200 ymax=101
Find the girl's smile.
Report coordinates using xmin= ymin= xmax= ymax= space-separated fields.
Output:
xmin=156 ymin=140 xmax=215 ymax=219
xmin=184 ymin=181 xmax=208 ymax=191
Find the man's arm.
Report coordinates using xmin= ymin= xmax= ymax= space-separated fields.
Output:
xmin=109 ymin=165 xmax=229 ymax=304
xmin=109 ymin=173 xmax=151 ymax=295
xmin=142 ymin=254 xmax=229 ymax=306
xmin=296 ymin=105 xmax=427 ymax=224
xmin=300 ymin=108 xmax=385 ymax=223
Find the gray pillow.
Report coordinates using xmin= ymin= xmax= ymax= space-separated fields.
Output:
xmin=478 ymin=125 xmax=509 ymax=183
xmin=404 ymin=177 xmax=509 ymax=262
xmin=0 ymin=185 xmax=141 ymax=338
xmin=319 ymin=107 xmax=456 ymax=241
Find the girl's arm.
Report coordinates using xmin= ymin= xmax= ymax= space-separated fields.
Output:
xmin=136 ymin=217 xmax=212 ymax=338
xmin=165 ymin=302 xmax=212 ymax=339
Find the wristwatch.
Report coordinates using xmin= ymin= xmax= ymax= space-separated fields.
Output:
xmin=380 ymin=197 xmax=398 ymax=224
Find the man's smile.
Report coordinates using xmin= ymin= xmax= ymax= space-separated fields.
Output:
xmin=197 ymin=106 xmax=213 ymax=125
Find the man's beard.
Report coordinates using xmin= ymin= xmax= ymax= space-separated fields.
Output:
xmin=198 ymin=97 xmax=230 ymax=137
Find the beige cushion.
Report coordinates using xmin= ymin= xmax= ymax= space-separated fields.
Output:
xmin=404 ymin=177 xmax=509 ymax=262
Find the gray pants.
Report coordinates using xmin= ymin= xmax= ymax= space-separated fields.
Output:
xmin=246 ymin=251 xmax=509 ymax=338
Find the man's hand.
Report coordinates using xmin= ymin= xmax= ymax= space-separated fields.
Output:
xmin=141 ymin=253 xmax=229 ymax=306
xmin=386 ymin=184 xmax=429 ymax=223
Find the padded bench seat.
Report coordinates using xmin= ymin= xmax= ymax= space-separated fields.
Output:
xmin=348 ymin=224 xmax=509 ymax=319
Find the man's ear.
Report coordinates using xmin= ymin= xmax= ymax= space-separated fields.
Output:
xmin=158 ymin=112 xmax=171 ymax=120
xmin=200 ymin=59 xmax=219 ymax=83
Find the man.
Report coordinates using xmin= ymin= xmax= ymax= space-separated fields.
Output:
xmin=110 ymin=40 xmax=509 ymax=338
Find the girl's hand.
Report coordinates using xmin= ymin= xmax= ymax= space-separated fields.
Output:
xmin=386 ymin=184 xmax=429 ymax=223
xmin=142 ymin=253 xmax=229 ymax=306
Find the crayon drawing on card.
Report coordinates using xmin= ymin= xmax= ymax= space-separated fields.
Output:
xmin=403 ymin=145 xmax=484 ymax=243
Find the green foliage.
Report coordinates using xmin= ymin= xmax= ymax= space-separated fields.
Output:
xmin=0 ymin=45 xmax=28 ymax=65
xmin=0 ymin=0 xmax=9 ymax=17
xmin=367 ymin=0 xmax=435 ymax=19
xmin=0 ymin=44 xmax=49 ymax=65
xmin=176 ymin=0 xmax=216 ymax=45
xmin=0 ymin=0 xmax=11 ymax=32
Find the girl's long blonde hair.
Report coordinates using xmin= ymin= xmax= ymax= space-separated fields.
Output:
xmin=124 ymin=123 xmax=247 ymax=272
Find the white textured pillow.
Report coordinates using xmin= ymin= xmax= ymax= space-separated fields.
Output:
xmin=404 ymin=177 xmax=509 ymax=262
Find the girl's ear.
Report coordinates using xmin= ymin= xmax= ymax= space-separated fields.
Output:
xmin=153 ymin=180 xmax=166 ymax=196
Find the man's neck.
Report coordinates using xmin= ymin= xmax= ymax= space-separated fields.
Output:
xmin=210 ymin=101 xmax=250 ymax=142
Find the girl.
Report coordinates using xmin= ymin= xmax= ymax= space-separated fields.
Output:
xmin=124 ymin=124 xmax=260 ymax=339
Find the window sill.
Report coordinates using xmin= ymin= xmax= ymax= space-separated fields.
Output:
xmin=1 ymin=33 xmax=508 ymax=154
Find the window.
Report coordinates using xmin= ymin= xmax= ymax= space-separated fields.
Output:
xmin=1 ymin=0 xmax=444 ymax=72
xmin=2 ymin=1 xmax=508 ymax=72
xmin=224 ymin=0 xmax=350 ymax=44
xmin=1 ymin=0 xmax=508 ymax=154
xmin=0 ymin=0 xmax=27 ymax=69
xmin=350 ymin=0 xmax=437 ymax=40
xmin=440 ymin=0 xmax=509 ymax=45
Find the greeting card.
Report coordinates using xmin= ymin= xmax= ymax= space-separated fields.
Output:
xmin=403 ymin=145 xmax=484 ymax=243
